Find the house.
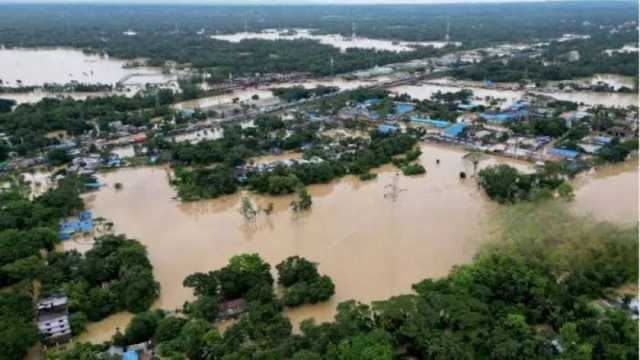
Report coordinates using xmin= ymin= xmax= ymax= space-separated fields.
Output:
xmin=217 ymin=299 xmax=247 ymax=321
xmin=37 ymin=295 xmax=72 ymax=346
xmin=59 ymin=211 xmax=93 ymax=240
xmin=410 ymin=115 xmax=451 ymax=128
xmin=442 ymin=123 xmax=466 ymax=138
xmin=377 ymin=124 xmax=399 ymax=134
xmin=548 ymin=148 xmax=579 ymax=159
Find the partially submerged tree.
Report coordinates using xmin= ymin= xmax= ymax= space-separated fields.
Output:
xmin=239 ymin=195 xmax=258 ymax=224
xmin=463 ymin=151 xmax=488 ymax=176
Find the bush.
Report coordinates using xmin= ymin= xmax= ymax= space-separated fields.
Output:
xmin=401 ymin=163 xmax=426 ymax=176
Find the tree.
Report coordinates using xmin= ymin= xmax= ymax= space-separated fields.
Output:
xmin=276 ymin=256 xmax=319 ymax=287
xmin=123 ymin=311 xmax=162 ymax=345
xmin=477 ymin=164 xmax=524 ymax=203
xmin=46 ymin=148 xmax=72 ymax=166
xmin=290 ymin=186 xmax=312 ymax=212
xmin=463 ymin=151 xmax=487 ymax=176
xmin=238 ymin=195 xmax=258 ymax=224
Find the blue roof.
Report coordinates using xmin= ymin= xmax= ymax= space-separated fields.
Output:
xmin=79 ymin=211 xmax=92 ymax=221
xmin=394 ymin=102 xmax=415 ymax=114
xmin=410 ymin=116 xmax=451 ymax=128
xmin=443 ymin=123 xmax=466 ymax=138
xmin=480 ymin=112 xmax=519 ymax=122
xmin=364 ymin=98 xmax=383 ymax=106
xmin=377 ymin=124 xmax=399 ymax=134
xmin=59 ymin=211 xmax=93 ymax=240
xmin=593 ymin=136 xmax=612 ymax=145
xmin=549 ymin=148 xmax=579 ymax=159
xmin=367 ymin=112 xmax=381 ymax=121
xmin=123 ymin=350 xmax=138 ymax=360
xmin=457 ymin=103 xmax=481 ymax=111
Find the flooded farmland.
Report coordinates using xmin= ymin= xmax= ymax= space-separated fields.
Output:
xmin=0 ymin=47 xmax=171 ymax=87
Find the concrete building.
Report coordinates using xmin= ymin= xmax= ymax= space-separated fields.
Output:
xmin=37 ymin=295 xmax=72 ymax=346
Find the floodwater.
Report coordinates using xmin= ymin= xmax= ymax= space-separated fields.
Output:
xmin=585 ymin=74 xmax=636 ymax=91
xmin=175 ymin=77 xmax=390 ymax=111
xmin=76 ymin=312 xmax=134 ymax=344
xmin=64 ymin=143 xmax=639 ymax=343
xmin=70 ymin=144 xmax=533 ymax=342
xmin=210 ymin=29 xmax=458 ymax=53
xmin=573 ymin=159 xmax=639 ymax=225
xmin=0 ymin=48 xmax=169 ymax=87
xmin=390 ymin=83 xmax=639 ymax=108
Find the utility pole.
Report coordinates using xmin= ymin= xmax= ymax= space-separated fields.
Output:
xmin=384 ymin=173 xmax=406 ymax=202
xmin=330 ymin=56 xmax=334 ymax=76
xmin=352 ymin=21 xmax=357 ymax=39
xmin=445 ymin=17 xmax=451 ymax=42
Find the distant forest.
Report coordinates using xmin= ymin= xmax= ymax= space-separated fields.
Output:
xmin=0 ymin=2 xmax=637 ymax=77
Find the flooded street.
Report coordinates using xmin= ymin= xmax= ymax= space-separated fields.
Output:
xmin=573 ymin=159 xmax=639 ymax=225
xmin=0 ymin=48 xmax=170 ymax=87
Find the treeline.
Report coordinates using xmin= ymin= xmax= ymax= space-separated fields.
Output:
xmin=272 ymin=85 xmax=339 ymax=102
xmin=49 ymin=203 xmax=638 ymax=359
xmin=453 ymin=31 xmax=639 ymax=82
xmin=0 ymin=177 xmax=158 ymax=360
xmin=0 ymin=2 xmax=635 ymax=50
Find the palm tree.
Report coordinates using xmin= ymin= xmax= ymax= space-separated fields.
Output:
xmin=463 ymin=151 xmax=488 ymax=176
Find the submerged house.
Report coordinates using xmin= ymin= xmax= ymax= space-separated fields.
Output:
xmin=217 ymin=299 xmax=247 ymax=321
xmin=59 ymin=211 xmax=94 ymax=240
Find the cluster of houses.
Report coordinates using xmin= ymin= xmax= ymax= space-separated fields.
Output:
xmin=328 ymin=93 xmax=637 ymax=163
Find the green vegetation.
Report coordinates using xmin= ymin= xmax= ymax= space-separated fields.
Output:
xmin=597 ymin=138 xmax=638 ymax=163
xmin=478 ymin=164 xmax=573 ymax=203
xmin=272 ymin=85 xmax=339 ymax=102
xmin=0 ymin=98 xmax=16 ymax=113
xmin=400 ymin=162 xmax=426 ymax=176
xmin=276 ymin=256 xmax=335 ymax=307
xmin=290 ymin=186 xmax=313 ymax=212
xmin=0 ymin=176 xmax=158 ymax=358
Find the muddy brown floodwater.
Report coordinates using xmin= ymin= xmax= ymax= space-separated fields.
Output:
xmin=572 ymin=159 xmax=639 ymax=225
xmin=66 ymin=144 xmax=637 ymax=343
